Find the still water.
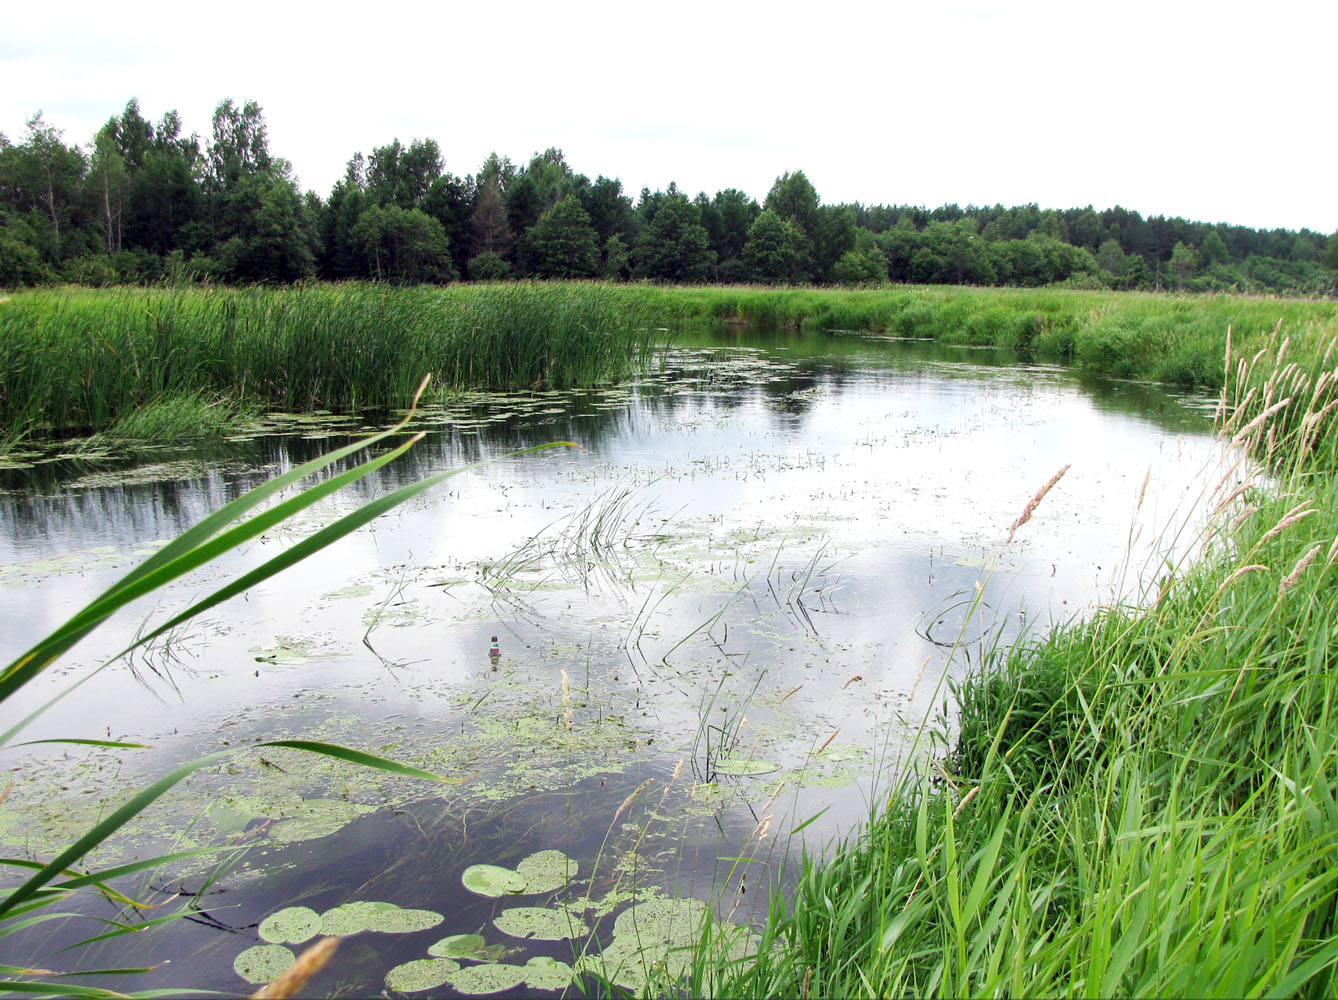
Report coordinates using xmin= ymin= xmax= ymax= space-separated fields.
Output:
xmin=0 ymin=327 xmax=1228 ymax=995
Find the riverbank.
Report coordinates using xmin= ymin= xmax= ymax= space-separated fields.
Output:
xmin=3 ymin=282 xmax=1334 ymax=448
xmin=696 ymin=318 xmax=1338 ymax=995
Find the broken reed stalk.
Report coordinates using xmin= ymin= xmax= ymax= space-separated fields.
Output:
xmin=250 ymin=936 xmax=339 ymax=999
xmin=1005 ymin=464 xmax=1071 ymax=545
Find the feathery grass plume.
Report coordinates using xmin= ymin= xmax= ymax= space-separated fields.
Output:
xmin=560 ymin=668 xmax=572 ymax=730
xmin=1220 ymin=563 xmax=1270 ymax=589
xmin=1259 ymin=500 xmax=1315 ymax=543
xmin=1278 ymin=544 xmax=1323 ymax=597
xmin=1005 ymin=464 xmax=1071 ymax=544
xmin=251 ymin=937 xmax=339 ymax=999
xmin=1230 ymin=397 xmax=1292 ymax=448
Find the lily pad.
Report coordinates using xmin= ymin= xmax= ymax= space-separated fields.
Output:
xmin=446 ymin=962 xmax=527 ymax=995
xmin=612 ymin=896 xmax=709 ymax=946
xmin=233 ymin=944 xmax=294 ymax=984
xmin=462 ymin=863 xmax=527 ymax=897
xmin=385 ymin=957 xmax=461 ymax=993
xmin=521 ymin=956 xmax=575 ymax=991
xmin=363 ymin=906 xmax=443 ymax=934
xmin=258 ymin=905 xmax=321 ymax=944
xmin=427 ymin=933 xmax=505 ymax=962
xmin=713 ymin=756 xmax=780 ymax=776
xmin=493 ymin=905 xmax=589 ymax=941
xmin=514 ymin=849 xmax=579 ymax=894
xmin=319 ymin=900 xmax=401 ymax=936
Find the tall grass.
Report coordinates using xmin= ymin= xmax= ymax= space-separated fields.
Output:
xmin=0 ymin=282 xmax=657 ymax=440
xmin=691 ymin=315 xmax=1338 ymax=998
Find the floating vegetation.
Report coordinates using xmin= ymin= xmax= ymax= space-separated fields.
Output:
xmin=233 ymin=943 xmax=295 ymax=984
xmin=317 ymin=900 xmax=443 ymax=936
xmin=427 ymin=933 xmax=507 ymax=962
xmin=258 ymin=905 xmax=322 ymax=945
xmin=493 ymin=905 xmax=590 ymax=941
xmin=384 ymin=957 xmax=461 ymax=993
xmin=445 ymin=962 xmax=527 ymax=995
xmin=513 ymin=849 xmax=580 ymax=894
xmin=207 ymin=796 xmax=374 ymax=844
xmin=461 ymin=863 xmax=527 ymax=897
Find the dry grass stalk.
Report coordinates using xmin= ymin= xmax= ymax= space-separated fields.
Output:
xmin=1230 ymin=397 xmax=1292 ymax=449
xmin=1136 ymin=467 xmax=1152 ymax=514
xmin=1006 ymin=464 xmax=1071 ymax=544
xmin=1222 ymin=564 xmax=1270 ymax=589
xmin=560 ymin=668 xmax=572 ymax=729
xmin=1261 ymin=501 xmax=1315 ymax=542
xmin=612 ymin=778 xmax=656 ymax=825
xmin=251 ymin=936 xmax=338 ymax=999
xmin=952 ymin=784 xmax=980 ymax=818
xmin=1232 ymin=504 xmax=1262 ymax=531
xmin=1279 ymin=545 xmax=1323 ymax=597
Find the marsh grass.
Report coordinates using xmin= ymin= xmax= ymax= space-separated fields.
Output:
xmin=0 ymin=283 xmax=657 ymax=443
xmin=682 ymin=315 xmax=1338 ymax=998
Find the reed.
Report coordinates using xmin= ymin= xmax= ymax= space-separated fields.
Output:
xmin=0 ymin=282 xmax=657 ymax=441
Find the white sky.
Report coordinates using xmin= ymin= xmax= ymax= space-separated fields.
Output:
xmin=3 ymin=0 xmax=1334 ymax=234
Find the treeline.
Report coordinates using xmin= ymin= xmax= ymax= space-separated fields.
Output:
xmin=2 ymin=98 xmax=1335 ymax=295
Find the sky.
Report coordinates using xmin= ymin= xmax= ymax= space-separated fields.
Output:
xmin=2 ymin=0 xmax=1334 ymax=234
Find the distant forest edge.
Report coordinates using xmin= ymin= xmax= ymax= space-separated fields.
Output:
xmin=2 ymin=98 xmax=1336 ymax=296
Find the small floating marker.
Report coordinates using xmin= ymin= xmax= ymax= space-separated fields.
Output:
xmin=489 ymin=636 xmax=501 ymax=665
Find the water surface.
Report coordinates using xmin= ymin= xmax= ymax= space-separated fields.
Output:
xmin=0 ymin=327 xmax=1229 ymax=995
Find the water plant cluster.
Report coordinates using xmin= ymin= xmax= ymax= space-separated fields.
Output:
xmin=688 ymin=318 xmax=1338 ymax=995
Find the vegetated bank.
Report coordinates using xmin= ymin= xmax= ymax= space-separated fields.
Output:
xmin=3 ymin=281 xmax=1335 ymax=450
xmin=684 ymin=318 xmax=1338 ymax=995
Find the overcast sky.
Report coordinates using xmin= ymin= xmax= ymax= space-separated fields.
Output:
xmin=3 ymin=0 xmax=1333 ymax=234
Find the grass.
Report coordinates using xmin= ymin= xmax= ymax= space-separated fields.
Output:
xmin=679 ymin=317 xmax=1338 ymax=995
xmin=4 ymin=281 xmax=1334 ymax=448
xmin=0 ymin=282 xmax=657 ymax=442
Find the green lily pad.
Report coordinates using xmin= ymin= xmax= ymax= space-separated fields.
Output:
xmin=319 ymin=900 xmax=400 ymax=936
xmin=612 ymin=896 xmax=709 ymax=946
xmin=363 ymin=906 xmax=443 ymax=934
xmin=446 ymin=962 xmax=527 ymax=995
xmin=462 ymin=863 xmax=526 ymax=897
xmin=493 ymin=905 xmax=589 ymax=941
xmin=713 ymin=756 xmax=780 ymax=776
xmin=385 ymin=957 xmax=461 ymax=992
xmin=258 ymin=905 xmax=321 ymax=944
xmin=521 ymin=956 xmax=575 ymax=991
xmin=426 ymin=933 xmax=505 ymax=962
xmin=233 ymin=944 xmax=294 ymax=984
xmin=428 ymin=933 xmax=487 ymax=959
xmin=514 ymin=849 xmax=579 ymax=894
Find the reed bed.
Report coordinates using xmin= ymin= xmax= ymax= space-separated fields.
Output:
xmin=0 ymin=282 xmax=656 ymax=441
xmin=689 ymin=316 xmax=1338 ymax=997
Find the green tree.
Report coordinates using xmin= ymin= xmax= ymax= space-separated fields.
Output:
xmin=741 ymin=209 xmax=803 ymax=284
xmin=467 ymin=250 xmax=511 ymax=280
xmin=602 ymin=234 xmax=629 ymax=281
xmin=366 ymin=138 xmax=443 ymax=210
xmin=632 ymin=193 xmax=715 ymax=282
xmin=1200 ymin=230 xmax=1230 ymax=265
xmin=351 ymin=204 xmax=455 ymax=283
xmin=527 ymin=194 xmax=599 ymax=278
xmin=1169 ymin=240 xmax=1201 ymax=284
xmin=216 ymin=172 xmax=314 ymax=282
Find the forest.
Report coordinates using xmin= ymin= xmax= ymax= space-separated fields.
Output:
xmin=2 ymin=98 xmax=1335 ymax=295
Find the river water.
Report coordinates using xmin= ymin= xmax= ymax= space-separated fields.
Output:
xmin=0 ymin=326 xmax=1228 ymax=995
